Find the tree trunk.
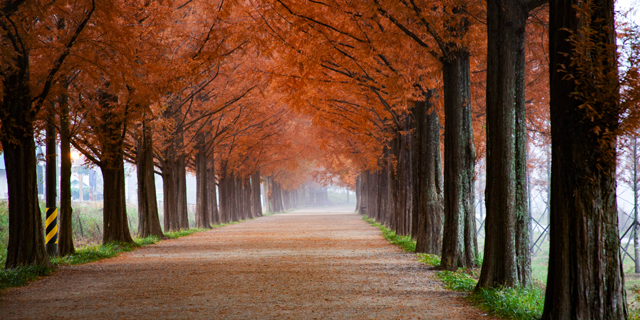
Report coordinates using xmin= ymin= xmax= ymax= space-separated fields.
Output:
xmin=195 ymin=134 xmax=210 ymax=229
xmin=1 ymin=47 xmax=51 ymax=268
xmin=542 ymin=0 xmax=627 ymax=317
xmin=243 ymin=177 xmax=252 ymax=219
xmin=136 ymin=118 xmax=164 ymax=238
xmin=58 ymin=89 xmax=75 ymax=256
xmin=251 ymin=171 xmax=262 ymax=217
xmin=161 ymin=147 xmax=179 ymax=231
xmin=176 ymin=152 xmax=189 ymax=229
xmin=368 ymin=170 xmax=379 ymax=220
xmin=219 ymin=163 xmax=230 ymax=223
xmin=2 ymin=132 xmax=51 ymax=268
xmin=441 ymin=49 xmax=478 ymax=270
xmin=478 ymin=0 xmax=531 ymax=289
xmin=101 ymin=157 xmax=133 ymax=244
xmin=413 ymin=92 xmax=444 ymax=255
xmin=161 ymin=163 xmax=179 ymax=231
xmin=172 ymin=108 xmax=189 ymax=230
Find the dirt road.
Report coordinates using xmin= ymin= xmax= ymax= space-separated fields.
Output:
xmin=1 ymin=207 xmax=491 ymax=319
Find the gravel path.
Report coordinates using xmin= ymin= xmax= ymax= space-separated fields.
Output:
xmin=1 ymin=207 xmax=493 ymax=319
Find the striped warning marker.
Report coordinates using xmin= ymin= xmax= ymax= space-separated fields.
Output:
xmin=45 ymin=207 xmax=58 ymax=244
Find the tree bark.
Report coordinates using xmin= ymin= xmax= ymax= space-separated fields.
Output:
xmin=2 ymin=130 xmax=51 ymax=268
xmin=176 ymin=150 xmax=189 ymax=229
xmin=478 ymin=0 xmax=531 ymax=289
xmin=58 ymin=88 xmax=75 ymax=256
xmin=136 ymin=118 xmax=164 ymax=238
xmin=542 ymin=0 xmax=627 ymax=317
xmin=161 ymin=158 xmax=179 ymax=231
xmin=0 ymin=41 xmax=51 ymax=268
xmin=195 ymin=134 xmax=211 ymax=229
xmin=413 ymin=92 xmax=444 ymax=255
xmin=101 ymin=157 xmax=133 ymax=244
xmin=441 ymin=49 xmax=478 ymax=270
xmin=251 ymin=171 xmax=262 ymax=217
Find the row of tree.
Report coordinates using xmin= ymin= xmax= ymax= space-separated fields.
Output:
xmin=1 ymin=0 xmax=319 ymax=270
xmin=248 ymin=0 xmax=639 ymax=319
xmin=3 ymin=0 xmax=640 ymax=318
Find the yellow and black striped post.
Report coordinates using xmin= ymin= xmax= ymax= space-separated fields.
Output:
xmin=46 ymin=110 xmax=58 ymax=256
xmin=45 ymin=207 xmax=58 ymax=255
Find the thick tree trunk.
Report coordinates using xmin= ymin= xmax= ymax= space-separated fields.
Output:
xmin=161 ymin=165 xmax=179 ymax=231
xmin=390 ymin=132 xmax=400 ymax=232
xmin=1 ymin=53 xmax=51 ymax=268
xmin=243 ymin=177 xmax=252 ymax=219
xmin=161 ymin=148 xmax=179 ymax=231
xmin=399 ymin=113 xmax=413 ymax=236
xmin=542 ymin=0 xmax=627 ymax=318
xmin=136 ymin=119 xmax=164 ymax=238
xmin=2 ymin=133 xmax=51 ymax=268
xmin=58 ymin=91 xmax=75 ymax=256
xmin=172 ymin=109 xmax=189 ymax=230
xmin=195 ymin=134 xmax=211 ymax=229
xmin=413 ymin=92 xmax=444 ymax=255
xmin=478 ymin=0 xmax=531 ymax=289
xmin=441 ymin=49 xmax=478 ymax=270
xmin=101 ymin=157 xmax=133 ymax=244
xmin=378 ymin=164 xmax=391 ymax=226
xmin=176 ymin=153 xmax=189 ymax=229
xmin=219 ymin=164 xmax=229 ymax=223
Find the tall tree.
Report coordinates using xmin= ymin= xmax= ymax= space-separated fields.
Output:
xmin=57 ymin=81 xmax=75 ymax=256
xmin=1 ymin=0 xmax=94 ymax=268
xmin=136 ymin=116 xmax=164 ymax=238
xmin=542 ymin=0 xmax=627 ymax=317
xmin=413 ymin=91 xmax=444 ymax=254
xmin=478 ymin=0 xmax=547 ymax=289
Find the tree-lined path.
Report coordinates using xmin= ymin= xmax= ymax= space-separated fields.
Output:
xmin=1 ymin=208 xmax=491 ymax=319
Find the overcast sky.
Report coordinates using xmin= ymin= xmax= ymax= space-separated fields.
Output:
xmin=617 ymin=0 xmax=639 ymax=22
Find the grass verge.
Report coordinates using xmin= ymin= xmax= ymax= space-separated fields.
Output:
xmin=0 ymin=265 xmax=55 ymax=291
xmin=362 ymin=214 xmax=544 ymax=320
xmin=362 ymin=216 xmax=415 ymax=252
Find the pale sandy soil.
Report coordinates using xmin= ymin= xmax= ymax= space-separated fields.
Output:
xmin=1 ymin=207 xmax=495 ymax=319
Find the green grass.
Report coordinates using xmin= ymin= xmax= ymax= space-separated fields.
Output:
xmin=362 ymin=216 xmax=416 ymax=252
xmin=416 ymin=253 xmax=441 ymax=266
xmin=471 ymin=286 xmax=545 ymax=320
xmin=53 ymin=241 xmax=140 ymax=266
xmin=436 ymin=270 xmax=477 ymax=291
xmin=165 ymin=228 xmax=208 ymax=239
xmin=0 ymin=201 xmax=7 ymax=267
xmin=0 ymin=264 xmax=55 ymax=290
